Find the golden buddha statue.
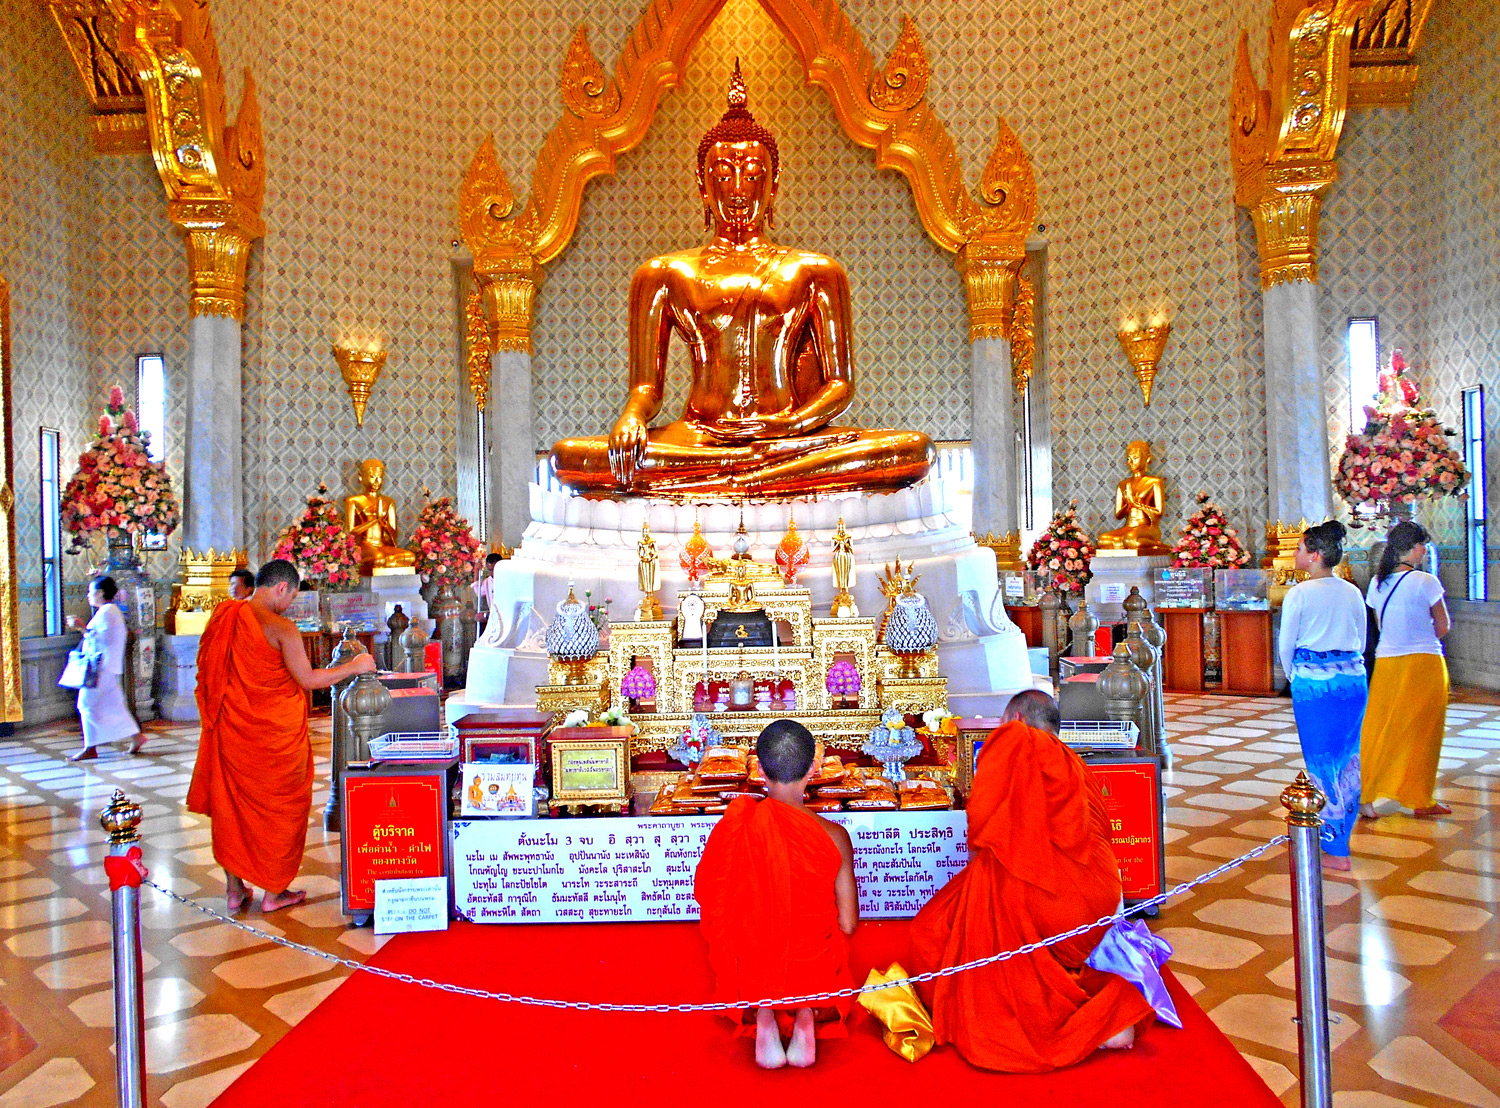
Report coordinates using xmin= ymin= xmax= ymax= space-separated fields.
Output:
xmin=1096 ymin=440 xmax=1171 ymax=555
xmin=549 ymin=64 xmax=932 ymax=498
xmin=343 ymin=458 xmax=417 ymax=576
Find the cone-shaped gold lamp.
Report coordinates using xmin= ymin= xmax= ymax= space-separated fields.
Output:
xmin=333 ymin=345 xmax=386 ymax=427
xmin=1117 ymin=323 xmax=1170 ymax=407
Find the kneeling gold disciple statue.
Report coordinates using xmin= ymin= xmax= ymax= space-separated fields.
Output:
xmin=1096 ymin=439 xmax=1170 ymax=555
xmin=343 ymin=458 xmax=417 ymax=575
xmin=549 ymin=64 xmax=932 ymax=498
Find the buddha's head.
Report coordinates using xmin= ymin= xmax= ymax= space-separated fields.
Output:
xmin=357 ymin=457 xmax=386 ymax=494
xmin=1125 ymin=440 xmax=1152 ymax=475
xmin=696 ymin=61 xmax=779 ymax=235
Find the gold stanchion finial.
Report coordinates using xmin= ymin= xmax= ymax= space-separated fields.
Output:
xmin=100 ymin=789 xmax=143 ymax=846
xmin=1280 ymin=771 xmax=1327 ymax=828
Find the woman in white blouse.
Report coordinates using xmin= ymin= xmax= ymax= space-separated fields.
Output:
xmin=67 ymin=576 xmax=142 ymax=761
xmin=1277 ymin=521 xmax=1367 ymax=870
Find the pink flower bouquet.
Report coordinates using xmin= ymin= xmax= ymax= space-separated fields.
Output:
xmin=61 ymin=384 xmax=181 ymax=551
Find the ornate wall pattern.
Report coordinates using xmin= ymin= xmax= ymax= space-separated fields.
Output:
xmin=0 ymin=8 xmax=97 ymax=638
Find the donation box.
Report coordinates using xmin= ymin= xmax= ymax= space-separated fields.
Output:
xmin=341 ymin=761 xmax=455 ymax=924
xmin=1082 ymin=757 xmax=1165 ymax=902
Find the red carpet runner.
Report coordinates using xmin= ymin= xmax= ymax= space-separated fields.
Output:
xmin=213 ymin=920 xmax=1280 ymax=1107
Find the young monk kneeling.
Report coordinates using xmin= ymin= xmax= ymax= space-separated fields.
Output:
xmin=694 ymin=720 xmax=859 ymax=1069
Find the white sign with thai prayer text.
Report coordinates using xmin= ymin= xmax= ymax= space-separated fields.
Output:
xmin=451 ymin=810 xmax=969 ymax=924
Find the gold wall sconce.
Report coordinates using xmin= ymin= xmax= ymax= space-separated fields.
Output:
xmin=1117 ymin=322 xmax=1170 ymax=407
xmin=333 ymin=344 xmax=386 ymax=427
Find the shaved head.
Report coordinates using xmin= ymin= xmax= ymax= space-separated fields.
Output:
xmin=1002 ymin=689 xmax=1061 ymax=735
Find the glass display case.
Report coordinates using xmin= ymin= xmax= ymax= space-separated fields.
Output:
xmin=1215 ymin=568 xmax=1271 ymax=611
xmin=999 ymin=569 xmax=1042 ymax=606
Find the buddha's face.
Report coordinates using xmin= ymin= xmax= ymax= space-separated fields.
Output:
xmin=701 ymin=140 xmax=776 ymax=235
xmin=1126 ymin=441 xmax=1150 ymax=475
xmin=359 ymin=460 xmax=385 ymax=494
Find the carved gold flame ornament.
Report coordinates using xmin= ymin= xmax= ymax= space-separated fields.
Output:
xmin=1117 ymin=323 xmax=1170 ymax=407
xmin=333 ymin=346 xmax=386 ymax=428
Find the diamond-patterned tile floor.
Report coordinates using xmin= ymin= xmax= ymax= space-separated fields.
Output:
xmin=0 ymin=694 xmax=1494 ymax=1106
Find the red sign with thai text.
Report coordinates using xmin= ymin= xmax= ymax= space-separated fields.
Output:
xmin=1085 ymin=760 xmax=1162 ymax=900
xmin=342 ymin=773 xmax=446 ymax=913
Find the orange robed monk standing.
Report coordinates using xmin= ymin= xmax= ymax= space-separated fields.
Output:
xmin=189 ymin=559 xmax=376 ymax=913
xmin=908 ymin=690 xmax=1170 ymax=1072
xmin=694 ymin=720 xmax=858 ymax=1069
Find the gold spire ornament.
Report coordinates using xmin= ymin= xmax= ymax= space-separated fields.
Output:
xmin=333 ymin=345 xmax=387 ymax=428
xmin=1117 ymin=323 xmax=1170 ymax=407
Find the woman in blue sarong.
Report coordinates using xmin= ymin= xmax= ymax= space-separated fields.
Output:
xmin=1276 ymin=521 xmax=1367 ymax=871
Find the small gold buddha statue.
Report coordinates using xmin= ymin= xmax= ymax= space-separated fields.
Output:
xmin=1096 ymin=440 xmax=1171 ymax=555
xmin=636 ymin=521 xmax=663 ymax=620
xmin=549 ymin=63 xmax=932 ymax=497
xmin=343 ymin=458 xmax=417 ymax=576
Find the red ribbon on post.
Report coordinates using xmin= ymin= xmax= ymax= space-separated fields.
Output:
xmin=105 ymin=846 xmax=148 ymax=891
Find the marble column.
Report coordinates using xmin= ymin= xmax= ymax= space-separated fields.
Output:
xmin=1262 ymin=281 xmax=1331 ymax=524
xmin=182 ymin=314 xmax=244 ymax=551
xmin=970 ymin=337 xmax=1019 ymax=539
xmin=488 ymin=348 xmax=535 ymax=549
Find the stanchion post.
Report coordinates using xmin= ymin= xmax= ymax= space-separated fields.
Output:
xmin=1040 ymin=590 xmax=1061 ymax=686
xmin=100 ymin=790 xmax=145 ymax=1108
xmin=1124 ymin=622 xmax=1160 ymax=756
xmin=324 ymin=626 xmax=368 ymax=831
xmin=1282 ymin=772 xmax=1332 ymax=1108
xmin=344 ymin=672 xmax=393 ymax=765
xmin=1068 ymin=598 xmax=1100 ymax=660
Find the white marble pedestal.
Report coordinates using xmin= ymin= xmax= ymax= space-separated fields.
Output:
xmin=364 ymin=573 xmax=428 ymax=664
xmin=159 ymin=634 xmax=202 ymax=722
xmin=1085 ymin=553 xmax=1171 ymax=622
xmin=465 ymin=482 xmax=1033 ymax=717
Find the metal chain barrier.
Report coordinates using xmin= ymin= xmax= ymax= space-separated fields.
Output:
xmin=140 ymin=834 xmax=1290 ymax=1015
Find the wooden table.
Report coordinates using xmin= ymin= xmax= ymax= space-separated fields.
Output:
xmin=1156 ymin=607 xmax=1207 ymax=692
xmin=1006 ymin=605 xmax=1044 ymax=648
xmin=1219 ymin=609 xmax=1274 ymax=695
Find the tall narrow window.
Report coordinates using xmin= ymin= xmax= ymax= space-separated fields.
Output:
xmin=1019 ymin=382 xmax=1035 ymax=532
xmin=39 ymin=427 xmax=63 ymax=636
xmin=1347 ymin=318 xmax=1380 ymax=431
xmin=1463 ymin=385 xmax=1487 ymax=601
xmin=136 ymin=353 xmax=166 ymax=461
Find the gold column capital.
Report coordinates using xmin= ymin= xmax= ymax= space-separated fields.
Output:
xmin=955 ymin=244 xmax=1024 ymax=343
xmin=1230 ymin=1 xmax=1370 ymax=289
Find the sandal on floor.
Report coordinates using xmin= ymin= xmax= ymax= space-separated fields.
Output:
xmin=1413 ymin=802 xmax=1452 ymax=818
xmin=128 ymin=735 xmax=147 ymax=755
xmin=68 ymin=747 xmax=98 ymax=762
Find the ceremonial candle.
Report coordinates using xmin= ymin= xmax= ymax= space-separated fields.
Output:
xmin=772 ymin=626 xmax=780 ymax=677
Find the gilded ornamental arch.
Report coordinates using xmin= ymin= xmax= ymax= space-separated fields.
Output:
xmin=458 ymin=0 xmax=1038 ymax=388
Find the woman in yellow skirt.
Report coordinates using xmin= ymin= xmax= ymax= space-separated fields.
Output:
xmin=1361 ymin=521 xmax=1452 ymax=817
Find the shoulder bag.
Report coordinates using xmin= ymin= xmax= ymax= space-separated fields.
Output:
xmin=1363 ymin=569 xmax=1412 ymax=677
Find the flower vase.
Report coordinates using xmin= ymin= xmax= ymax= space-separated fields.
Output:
xmin=432 ymin=582 xmax=463 ymax=684
xmin=104 ymin=535 xmax=157 ymax=721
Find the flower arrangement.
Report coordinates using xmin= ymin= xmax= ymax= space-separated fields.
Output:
xmin=921 ymin=708 xmax=957 ymax=735
xmin=271 ymin=484 xmax=362 ymax=589
xmin=1026 ymin=500 xmax=1094 ymax=596
xmin=409 ymin=492 xmax=484 ymax=592
xmin=583 ymin=588 xmax=612 ymax=633
xmin=1170 ymin=492 xmax=1250 ymax=569
xmin=600 ymin=705 xmax=631 ymax=728
xmin=621 ymin=665 xmax=656 ymax=701
xmin=1335 ymin=350 xmax=1469 ymax=516
xmin=61 ymin=384 xmax=181 ymax=552
xmin=825 ymin=659 xmax=861 ymax=698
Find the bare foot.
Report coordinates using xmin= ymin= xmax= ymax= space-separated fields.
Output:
xmin=1100 ymin=1025 xmax=1136 ymax=1051
xmin=1359 ymin=803 xmax=1378 ymax=819
xmin=68 ymin=746 xmax=98 ymax=762
xmin=1322 ymin=854 xmax=1353 ymax=872
xmin=226 ymin=875 xmax=253 ymax=913
xmin=1413 ymin=802 xmax=1452 ymax=818
xmin=785 ymin=1008 xmax=817 ymax=1068
xmin=261 ymin=889 xmax=306 ymax=913
xmin=754 ymin=1007 xmax=787 ymax=1070
xmin=128 ymin=734 xmax=147 ymax=755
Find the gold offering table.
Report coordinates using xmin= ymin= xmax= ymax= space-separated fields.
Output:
xmin=535 ymin=560 xmax=948 ymax=757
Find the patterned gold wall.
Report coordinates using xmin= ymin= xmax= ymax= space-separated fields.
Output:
xmin=0 ymin=6 xmax=98 ymax=637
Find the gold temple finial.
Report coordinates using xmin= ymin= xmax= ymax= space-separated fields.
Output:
xmin=1117 ymin=323 xmax=1171 ymax=407
xmin=727 ymin=58 xmax=747 ymax=110
xmin=333 ymin=345 xmax=387 ymax=428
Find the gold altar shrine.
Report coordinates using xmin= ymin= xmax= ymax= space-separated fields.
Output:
xmin=534 ymin=559 xmax=948 ymax=756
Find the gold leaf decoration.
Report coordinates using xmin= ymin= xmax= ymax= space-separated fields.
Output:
xmin=223 ymin=69 xmax=264 ymax=217
xmin=972 ymin=115 xmax=1038 ymax=241
xmin=1011 ymin=272 xmax=1036 ymax=389
xmin=465 ymin=289 xmax=492 ymax=411
xmin=560 ymin=26 xmax=622 ymax=119
xmin=868 ymin=17 xmax=928 ymax=113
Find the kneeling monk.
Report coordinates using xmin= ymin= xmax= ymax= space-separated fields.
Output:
xmin=908 ymin=690 xmax=1162 ymax=1071
xmin=694 ymin=720 xmax=858 ymax=1069
xmin=189 ymin=559 xmax=376 ymax=913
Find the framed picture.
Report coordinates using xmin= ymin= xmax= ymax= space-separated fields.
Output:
xmin=460 ymin=763 xmax=535 ymax=817
xmin=548 ymin=728 xmax=631 ymax=804
xmin=461 ymin=735 xmax=537 ymax=767
xmin=956 ymin=716 xmax=1002 ymax=796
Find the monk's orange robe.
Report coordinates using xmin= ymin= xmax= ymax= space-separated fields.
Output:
xmin=908 ymin=720 xmax=1153 ymax=1072
xmin=694 ymin=796 xmax=852 ymax=1035
xmin=187 ymin=600 xmax=312 ymax=892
